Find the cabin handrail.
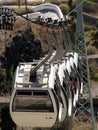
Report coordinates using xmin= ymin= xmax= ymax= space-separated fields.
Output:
xmin=16 ymin=82 xmax=48 ymax=87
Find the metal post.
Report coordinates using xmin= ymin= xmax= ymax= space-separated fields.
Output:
xmin=25 ymin=0 xmax=28 ymax=20
xmin=4 ymin=31 xmax=7 ymax=83
xmin=74 ymin=0 xmax=97 ymax=130
xmin=17 ymin=0 xmax=20 ymax=8
xmin=5 ymin=31 xmax=7 ymax=50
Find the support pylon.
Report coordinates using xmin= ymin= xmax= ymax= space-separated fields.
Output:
xmin=74 ymin=0 xmax=97 ymax=130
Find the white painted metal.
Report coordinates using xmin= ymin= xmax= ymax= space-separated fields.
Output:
xmin=48 ymin=51 xmax=56 ymax=63
xmin=57 ymin=61 xmax=72 ymax=118
xmin=10 ymin=87 xmax=58 ymax=128
xmin=68 ymin=98 xmax=72 ymax=116
xmin=33 ymin=3 xmax=64 ymax=20
xmin=66 ymin=52 xmax=79 ymax=69
xmin=65 ymin=52 xmax=80 ymax=107
xmin=51 ymin=64 xmax=68 ymax=122
xmin=58 ymin=63 xmax=64 ymax=86
xmin=60 ymin=88 xmax=68 ymax=121
xmin=73 ymin=52 xmax=78 ymax=69
xmin=66 ymin=59 xmax=71 ymax=75
xmin=60 ymin=58 xmax=75 ymax=114
xmin=48 ymin=64 xmax=56 ymax=89
xmin=16 ymin=3 xmax=65 ymax=21
xmin=10 ymin=62 xmax=68 ymax=128
xmin=58 ymin=103 xmax=62 ymax=122
xmin=80 ymin=81 xmax=83 ymax=94
xmin=16 ymin=12 xmax=41 ymax=20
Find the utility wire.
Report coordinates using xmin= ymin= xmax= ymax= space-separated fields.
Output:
xmin=66 ymin=0 xmax=84 ymax=16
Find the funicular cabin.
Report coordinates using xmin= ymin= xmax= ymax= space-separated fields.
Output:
xmin=10 ymin=63 xmax=65 ymax=128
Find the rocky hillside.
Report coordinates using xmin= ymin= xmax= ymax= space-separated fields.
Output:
xmin=0 ymin=25 xmax=43 ymax=93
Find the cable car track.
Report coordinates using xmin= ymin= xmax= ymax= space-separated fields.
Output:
xmin=49 ymin=27 xmax=65 ymax=63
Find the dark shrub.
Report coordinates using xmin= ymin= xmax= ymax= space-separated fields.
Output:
xmin=1 ymin=105 xmax=16 ymax=130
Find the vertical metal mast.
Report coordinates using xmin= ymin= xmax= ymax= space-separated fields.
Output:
xmin=75 ymin=0 xmax=96 ymax=130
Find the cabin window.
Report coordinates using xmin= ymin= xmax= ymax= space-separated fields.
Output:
xmin=12 ymin=90 xmax=54 ymax=112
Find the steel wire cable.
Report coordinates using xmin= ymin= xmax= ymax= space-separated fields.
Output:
xmin=66 ymin=0 xmax=84 ymax=17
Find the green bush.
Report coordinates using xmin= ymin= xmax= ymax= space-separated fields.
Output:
xmin=84 ymin=24 xmax=95 ymax=32
xmin=87 ymin=45 xmax=98 ymax=55
xmin=83 ymin=0 xmax=96 ymax=13
xmin=1 ymin=1 xmax=17 ymax=5
xmin=13 ymin=8 xmax=34 ymax=15
xmin=93 ymin=31 xmax=98 ymax=39
xmin=59 ymin=4 xmax=69 ymax=15
xmin=27 ymin=2 xmax=44 ymax=6
xmin=91 ymin=31 xmax=96 ymax=38
xmin=89 ymin=60 xmax=96 ymax=72
xmin=0 ymin=69 xmax=6 ymax=94
xmin=1 ymin=105 xmax=16 ymax=130
xmin=93 ymin=40 xmax=98 ymax=49
xmin=92 ymin=31 xmax=98 ymax=49
xmin=68 ymin=0 xmax=73 ymax=8
xmin=96 ymin=21 xmax=98 ymax=28
xmin=89 ymin=60 xmax=98 ymax=81
xmin=48 ymin=0 xmax=61 ymax=5
xmin=2 ymin=0 xmax=43 ymax=6
xmin=91 ymin=73 xmax=98 ymax=81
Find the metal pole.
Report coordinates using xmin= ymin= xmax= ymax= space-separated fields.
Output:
xmin=5 ymin=31 xmax=7 ymax=50
xmin=75 ymin=0 xmax=97 ymax=130
xmin=25 ymin=0 xmax=28 ymax=20
xmin=4 ymin=31 xmax=7 ymax=84
xmin=17 ymin=0 xmax=20 ymax=8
